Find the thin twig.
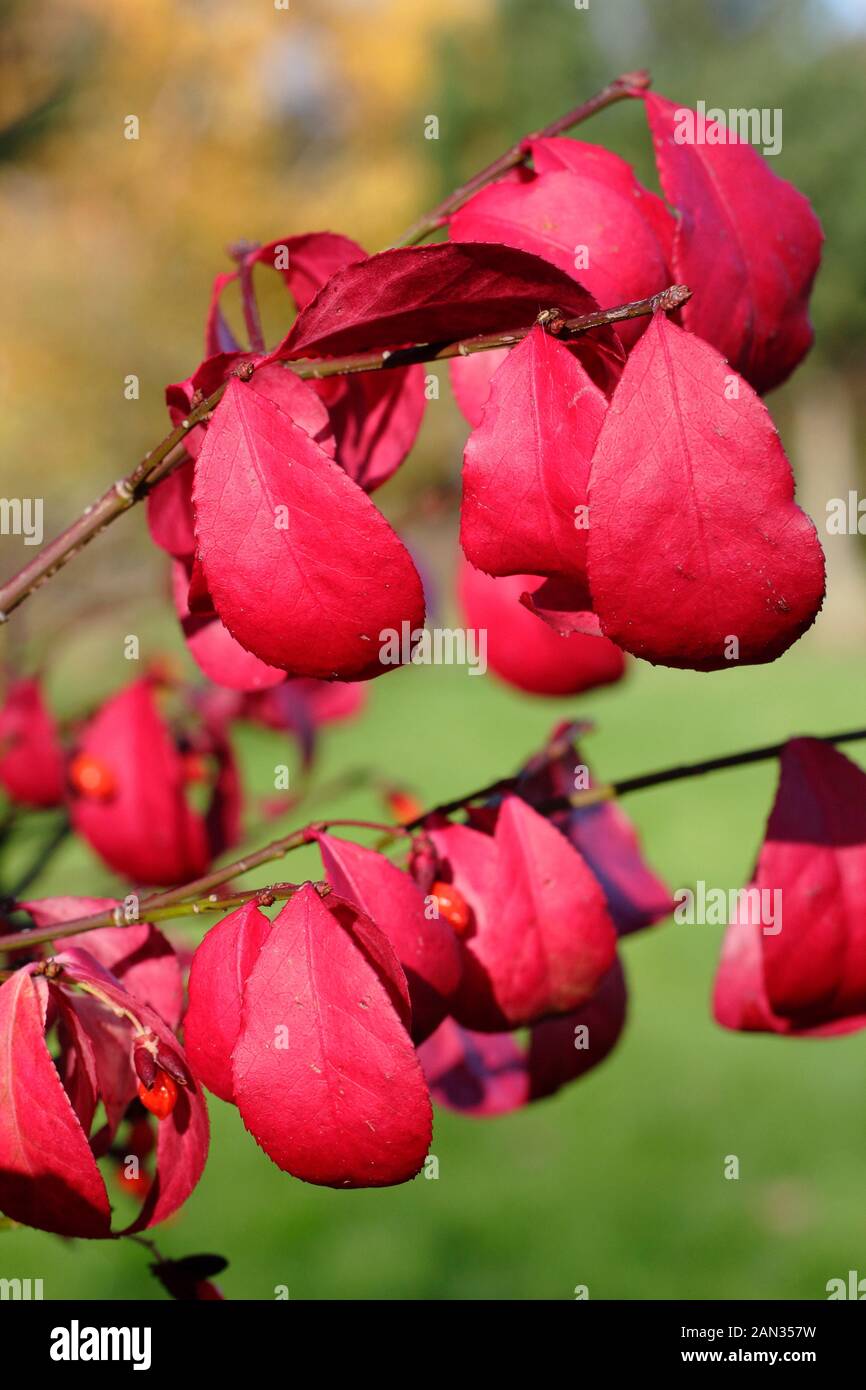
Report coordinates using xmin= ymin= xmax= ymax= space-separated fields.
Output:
xmin=0 ymin=283 xmax=687 ymax=623
xmin=3 ymin=727 xmax=864 ymax=959
xmin=0 ymin=881 xmax=316 ymax=954
xmin=392 ymin=69 xmax=650 ymax=247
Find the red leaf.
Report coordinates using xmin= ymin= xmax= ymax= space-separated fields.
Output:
xmin=449 ymin=348 xmax=510 ymax=429
xmin=586 ymin=313 xmax=825 ymax=669
xmin=57 ymin=947 xmax=210 ymax=1232
xmin=528 ymin=137 xmax=676 ymax=266
xmin=232 ymin=884 xmax=431 ymax=1187
xmin=153 ymin=359 xmax=338 ymax=564
xmin=527 ymin=959 xmax=627 ymax=1098
xmin=166 ymin=354 xmax=337 ymax=465
xmin=418 ymin=1017 xmax=529 ymax=1116
xmin=273 ymin=242 xmax=617 ymax=361
xmin=249 ymin=230 xmax=369 ymax=313
xmin=562 ymin=801 xmax=673 ymax=936
xmin=52 ymin=984 xmax=101 ymax=1135
xmin=23 ymin=897 xmax=184 ymax=1030
xmin=313 ymin=366 xmax=427 ymax=491
xmin=217 ymin=234 xmax=425 ymax=490
xmin=317 ymin=834 xmax=462 ymax=1043
xmin=518 ymin=576 xmax=603 ymax=637
xmin=0 ymin=679 xmax=65 ymax=808
xmin=184 ymin=901 xmax=273 ymax=1102
xmin=205 ymin=271 xmax=242 ymax=357
xmin=430 ymin=796 xmax=617 ymax=1030
xmin=0 ymin=970 xmax=112 ymax=1238
xmin=193 ymin=379 xmax=426 ymax=680
xmin=644 ymin=93 xmax=822 ymax=393
xmin=715 ymin=740 xmax=866 ymax=1036
xmin=458 ymin=559 xmax=625 ymax=697
xmin=451 ymin=160 xmax=670 ymax=348
xmin=461 ymin=325 xmax=607 ymax=582
xmin=514 ymin=723 xmax=673 ymax=936
xmin=147 ymin=461 xmax=196 ymax=559
xmin=172 ymin=559 xmax=286 ymax=692
xmin=69 ymin=680 xmax=210 ymax=885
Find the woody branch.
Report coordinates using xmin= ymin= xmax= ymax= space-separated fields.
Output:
xmin=1 ymin=723 xmax=863 ymax=957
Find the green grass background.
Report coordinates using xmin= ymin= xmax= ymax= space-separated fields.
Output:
xmin=3 ymin=640 xmax=866 ymax=1300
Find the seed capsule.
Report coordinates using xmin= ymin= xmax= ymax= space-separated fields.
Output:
xmin=137 ymin=1069 xmax=179 ymax=1121
xmin=430 ymin=880 xmax=471 ymax=935
xmin=69 ymin=752 xmax=116 ymax=800
xmin=385 ymin=789 xmax=422 ymax=824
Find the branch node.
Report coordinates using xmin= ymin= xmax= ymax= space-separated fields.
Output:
xmin=536 ymin=307 xmax=569 ymax=336
xmin=652 ymin=284 xmax=692 ymax=314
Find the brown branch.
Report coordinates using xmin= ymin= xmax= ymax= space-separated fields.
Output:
xmin=0 ymin=817 xmax=404 ymax=954
xmin=392 ymin=69 xmax=651 ymax=248
xmin=2 ymin=725 xmax=864 ymax=961
xmin=0 ymin=881 xmax=314 ymax=954
xmin=0 ymin=284 xmax=688 ymax=623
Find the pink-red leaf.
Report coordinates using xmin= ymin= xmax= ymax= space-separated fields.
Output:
xmin=23 ymin=897 xmax=184 ymax=1029
xmin=461 ymin=325 xmax=607 ymax=581
xmin=317 ymin=834 xmax=462 ymax=1043
xmin=172 ymin=559 xmax=286 ymax=692
xmin=0 ymin=970 xmax=112 ymax=1238
xmin=458 ymin=559 xmax=625 ymax=697
xmin=518 ymin=576 xmax=603 ymax=637
xmin=562 ymin=802 xmax=674 ymax=936
xmin=644 ymin=93 xmax=822 ymax=393
xmin=430 ymin=796 xmax=617 ymax=1030
xmin=528 ymin=137 xmax=676 ymax=267
xmin=57 ymin=947 xmax=209 ymax=1232
xmin=313 ymin=366 xmax=427 ymax=491
xmin=419 ymin=1018 xmax=529 ymax=1116
xmin=193 ymin=379 xmax=426 ymax=680
xmin=184 ymin=901 xmax=273 ymax=1103
xmin=69 ymin=679 xmax=210 ymax=885
xmin=527 ymin=959 xmax=627 ymax=1098
xmin=586 ymin=313 xmax=825 ymax=670
xmin=451 ymin=162 xmax=670 ymax=348
xmin=231 ymin=884 xmax=431 ymax=1187
xmin=715 ymin=739 xmax=866 ymax=1036
xmin=449 ymin=348 xmax=510 ymax=429
xmin=273 ymin=242 xmax=616 ymax=361
xmin=0 ymin=679 xmax=65 ymax=808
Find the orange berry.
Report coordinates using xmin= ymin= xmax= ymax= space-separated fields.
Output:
xmin=137 ymin=1069 xmax=178 ymax=1121
xmin=430 ymin=880 xmax=471 ymax=935
xmin=114 ymin=1165 xmax=152 ymax=1200
xmin=386 ymin=789 xmax=423 ymax=824
xmin=69 ymin=752 xmax=116 ymax=800
xmin=182 ymin=752 xmax=208 ymax=783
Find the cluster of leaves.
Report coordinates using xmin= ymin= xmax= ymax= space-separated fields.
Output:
xmin=0 ymin=672 xmax=361 ymax=884
xmin=147 ymin=91 xmax=823 ymax=693
xmin=0 ymin=84 xmax=853 ymax=1271
xmin=3 ymin=721 xmax=866 ymax=1242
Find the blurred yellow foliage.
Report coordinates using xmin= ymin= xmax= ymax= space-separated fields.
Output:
xmin=0 ymin=0 xmax=490 ymax=515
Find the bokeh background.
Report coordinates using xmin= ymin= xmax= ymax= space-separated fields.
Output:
xmin=1 ymin=0 xmax=865 ymax=1299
